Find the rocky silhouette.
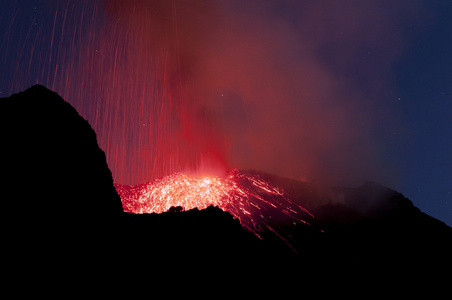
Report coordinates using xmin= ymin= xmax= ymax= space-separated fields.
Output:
xmin=1 ymin=85 xmax=451 ymax=291
xmin=1 ymin=85 xmax=122 ymax=217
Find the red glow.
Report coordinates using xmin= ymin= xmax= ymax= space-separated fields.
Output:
xmin=36 ymin=1 xmax=229 ymax=185
xmin=116 ymin=169 xmax=314 ymax=241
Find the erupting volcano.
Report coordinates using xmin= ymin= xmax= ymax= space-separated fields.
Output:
xmin=2 ymin=0 xmax=323 ymax=247
xmin=2 ymin=1 xmax=452 ymax=288
xmin=116 ymin=169 xmax=314 ymax=242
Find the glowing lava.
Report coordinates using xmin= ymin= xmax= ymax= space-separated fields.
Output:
xmin=115 ymin=169 xmax=314 ymax=241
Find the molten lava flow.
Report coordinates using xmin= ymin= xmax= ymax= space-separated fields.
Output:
xmin=115 ymin=169 xmax=314 ymax=242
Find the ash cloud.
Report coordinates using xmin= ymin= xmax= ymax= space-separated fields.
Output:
xmin=189 ymin=0 xmax=420 ymax=186
xmin=103 ymin=0 xmax=420 ymax=186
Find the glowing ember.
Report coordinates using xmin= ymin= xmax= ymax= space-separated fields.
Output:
xmin=115 ymin=169 xmax=314 ymax=242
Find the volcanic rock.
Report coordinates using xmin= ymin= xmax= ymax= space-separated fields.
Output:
xmin=1 ymin=85 xmax=127 ymax=291
xmin=0 ymin=85 xmax=123 ymax=218
xmin=1 ymin=86 xmax=451 ymax=290
xmin=244 ymin=170 xmax=452 ymax=278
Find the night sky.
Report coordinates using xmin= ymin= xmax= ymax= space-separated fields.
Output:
xmin=1 ymin=0 xmax=451 ymax=226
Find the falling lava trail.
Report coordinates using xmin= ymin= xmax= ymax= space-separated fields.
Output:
xmin=115 ymin=169 xmax=315 ymax=247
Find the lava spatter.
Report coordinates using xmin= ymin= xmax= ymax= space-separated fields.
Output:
xmin=115 ymin=169 xmax=314 ymax=242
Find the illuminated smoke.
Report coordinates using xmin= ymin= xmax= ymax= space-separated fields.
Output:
xmin=1 ymin=1 xmax=420 ymax=186
xmin=1 ymin=0 xmax=228 ymax=184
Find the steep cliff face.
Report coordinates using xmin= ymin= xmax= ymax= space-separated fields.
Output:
xmin=1 ymin=85 xmax=123 ymax=219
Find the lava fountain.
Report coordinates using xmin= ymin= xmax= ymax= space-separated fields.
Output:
xmin=1 ymin=1 xmax=317 ymax=247
xmin=116 ymin=169 xmax=314 ymax=244
xmin=0 ymin=0 xmax=227 ymax=184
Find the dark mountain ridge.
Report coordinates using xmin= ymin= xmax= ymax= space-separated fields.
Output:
xmin=1 ymin=85 xmax=451 ymax=290
xmin=1 ymin=84 xmax=123 ymax=218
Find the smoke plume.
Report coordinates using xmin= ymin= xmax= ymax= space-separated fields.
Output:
xmin=120 ymin=0 xmax=416 ymax=186
xmin=1 ymin=0 xmax=420 ymax=185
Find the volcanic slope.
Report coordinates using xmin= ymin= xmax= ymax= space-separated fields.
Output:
xmin=240 ymin=170 xmax=452 ymax=273
xmin=1 ymin=85 xmax=451 ymax=288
